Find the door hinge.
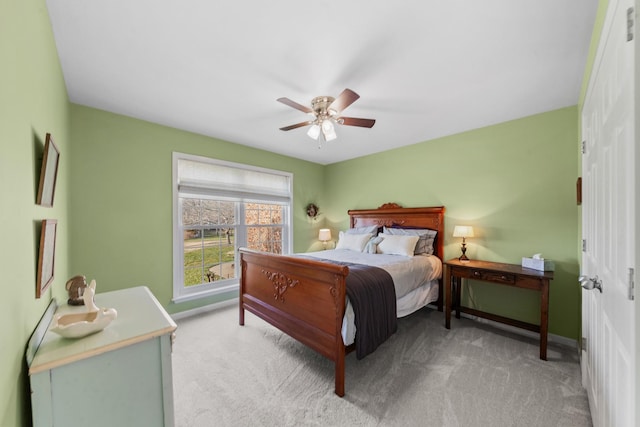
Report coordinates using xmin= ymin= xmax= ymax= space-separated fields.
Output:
xmin=582 ymin=239 xmax=587 ymax=252
xmin=581 ymin=337 xmax=587 ymax=352
xmin=628 ymin=7 xmax=635 ymax=42
xmin=581 ymin=140 xmax=586 ymax=154
xmin=629 ymin=267 xmax=635 ymax=300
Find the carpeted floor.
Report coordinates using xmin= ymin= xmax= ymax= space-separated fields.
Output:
xmin=172 ymin=304 xmax=592 ymax=427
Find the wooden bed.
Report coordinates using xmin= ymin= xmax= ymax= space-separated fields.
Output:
xmin=239 ymin=203 xmax=445 ymax=396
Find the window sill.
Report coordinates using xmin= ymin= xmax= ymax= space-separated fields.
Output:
xmin=172 ymin=283 xmax=238 ymax=304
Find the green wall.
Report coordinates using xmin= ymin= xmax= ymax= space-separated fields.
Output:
xmin=0 ymin=0 xmax=71 ymax=426
xmin=69 ymin=105 xmax=326 ymax=314
xmin=68 ymin=106 xmax=583 ymax=339
xmin=324 ymin=107 xmax=581 ymax=339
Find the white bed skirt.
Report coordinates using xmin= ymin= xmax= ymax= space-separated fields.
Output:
xmin=341 ymin=278 xmax=439 ymax=345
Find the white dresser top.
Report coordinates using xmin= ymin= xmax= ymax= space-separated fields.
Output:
xmin=29 ymin=286 xmax=177 ymax=375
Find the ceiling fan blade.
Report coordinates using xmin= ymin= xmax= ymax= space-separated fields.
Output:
xmin=277 ymin=97 xmax=313 ymax=114
xmin=279 ymin=121 xmax=314 ymax=131
xmin=329 ymin=88 xmax=360 ymax=113
xmin=339 ymin=117 xmax=376 ymax=128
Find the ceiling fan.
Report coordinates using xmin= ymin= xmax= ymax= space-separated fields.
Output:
xmin=277 ymin=88 xmax=376 ymax=144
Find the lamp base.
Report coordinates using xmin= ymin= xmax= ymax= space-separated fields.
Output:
xmin=459 ymin=241 xmax=470 ymax=262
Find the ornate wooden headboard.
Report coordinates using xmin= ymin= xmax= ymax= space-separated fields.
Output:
xmin=348 ymin=203 xmax=446 ymax=261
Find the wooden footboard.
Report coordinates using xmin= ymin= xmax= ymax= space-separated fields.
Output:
xmin=239 ymin=248 xmax=350 ymax=396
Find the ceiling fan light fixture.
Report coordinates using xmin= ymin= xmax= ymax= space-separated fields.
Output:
xmin=324 ymin=131 xmax=337 ymax=142
xmin=322 ymin=120 xmax=337 ymax=141
xmin=277 ymin=88 xmax=374 ymax=146
xmin=307 ymin=124 xmax=321 ymax=140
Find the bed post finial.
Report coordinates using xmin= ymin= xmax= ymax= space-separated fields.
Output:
xmin=378 ymin=202 xmax=402 ymax=209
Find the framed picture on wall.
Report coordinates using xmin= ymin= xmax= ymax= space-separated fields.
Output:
xmin=36 ymin=133 xmax=60 ymax=207
xmin=36 ymin=219 xmax=57 ymax=298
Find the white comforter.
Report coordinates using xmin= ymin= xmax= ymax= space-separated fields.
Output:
xmin=303 ymin=249 xmax=442 ymax=344
xmin=304 ymin=249 xmax=441 ymax=298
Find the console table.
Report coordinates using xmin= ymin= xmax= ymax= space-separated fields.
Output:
xmin=444 ymin=259 xmax=554 ymax=360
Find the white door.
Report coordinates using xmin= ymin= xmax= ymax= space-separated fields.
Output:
xmin=581 ymin=1 xmax=636 ymax=426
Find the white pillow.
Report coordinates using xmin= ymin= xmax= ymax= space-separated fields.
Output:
xmin=335 ymin=231 xmax=372 ymax=252
xmin=377 ymin=234 xmax=419 ymax=257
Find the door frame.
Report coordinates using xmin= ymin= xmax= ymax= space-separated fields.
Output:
xmin=635 ymin=1 xmax=640 ymax=423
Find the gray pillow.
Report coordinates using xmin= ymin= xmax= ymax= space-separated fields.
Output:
xmin=382 ymin=227 xmax=437 ymax=255
xmin=364 ymin=235 xmax=384 ymax=254
xmin=346 ymin=225 xmax=379 ymax=235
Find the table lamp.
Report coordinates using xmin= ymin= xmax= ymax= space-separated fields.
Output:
xmin=453 ymin=225 xmax=474 ymax=262
xmin=318 ymin=228 xmax=332 ymax=250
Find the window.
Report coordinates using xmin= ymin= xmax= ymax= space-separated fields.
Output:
xmin=173 ymin=153 xmax=292 ymax=302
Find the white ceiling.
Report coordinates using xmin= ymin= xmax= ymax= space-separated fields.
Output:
xmin=46 ymin=0 xmax=598 ymax=165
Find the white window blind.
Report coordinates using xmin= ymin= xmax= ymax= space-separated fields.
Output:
xmin=178 ymin=159 xmax=291 ymax=203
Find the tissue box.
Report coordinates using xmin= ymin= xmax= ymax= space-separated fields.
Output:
xmin=522 ymin=257 xmax=555 ymax=271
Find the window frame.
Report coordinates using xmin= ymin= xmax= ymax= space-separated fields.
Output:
xmin=172 ymin=152 xmax=293 ymax=303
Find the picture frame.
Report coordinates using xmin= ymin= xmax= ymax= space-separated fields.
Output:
xmin=37 ymin=133 xmax=60 ymax=207
xmin=36 ymin=219 xmax=57 ymax=298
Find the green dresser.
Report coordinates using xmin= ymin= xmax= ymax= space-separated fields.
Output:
xmin=27 ymin=286 xmax=177 ymax=427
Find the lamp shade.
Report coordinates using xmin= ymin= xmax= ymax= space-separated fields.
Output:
xmin=318 ymin=228 xmax=332 ymax=241
xmin=453 ymin=225 xmax=474 ymax=238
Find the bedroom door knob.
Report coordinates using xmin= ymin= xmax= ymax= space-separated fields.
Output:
xmin=579 ymin=275 xmax=603 ymax=293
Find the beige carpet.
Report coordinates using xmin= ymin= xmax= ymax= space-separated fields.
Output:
xmin=172 ymin=304 xmax=591 ymax=427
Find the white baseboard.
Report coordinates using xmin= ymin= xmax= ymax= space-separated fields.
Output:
xmin=171 ymin=297 xmax=238 ymax=321
xmin=458 ymin=312 xmax=579 ymax=351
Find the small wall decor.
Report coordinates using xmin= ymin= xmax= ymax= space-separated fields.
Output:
xmin=306 ymin=203 xmax=319 ymax=219
xmin=36 ymin=133 xmax=60 ymax=207
xmin=36 ymin=219 xmax=57 ymax=298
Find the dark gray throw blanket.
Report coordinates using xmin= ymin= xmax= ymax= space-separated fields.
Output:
xmin=298 ymin=256 xmax=397 ymax=359
xmin=343 ymin=262 xmax=397 ymax=359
